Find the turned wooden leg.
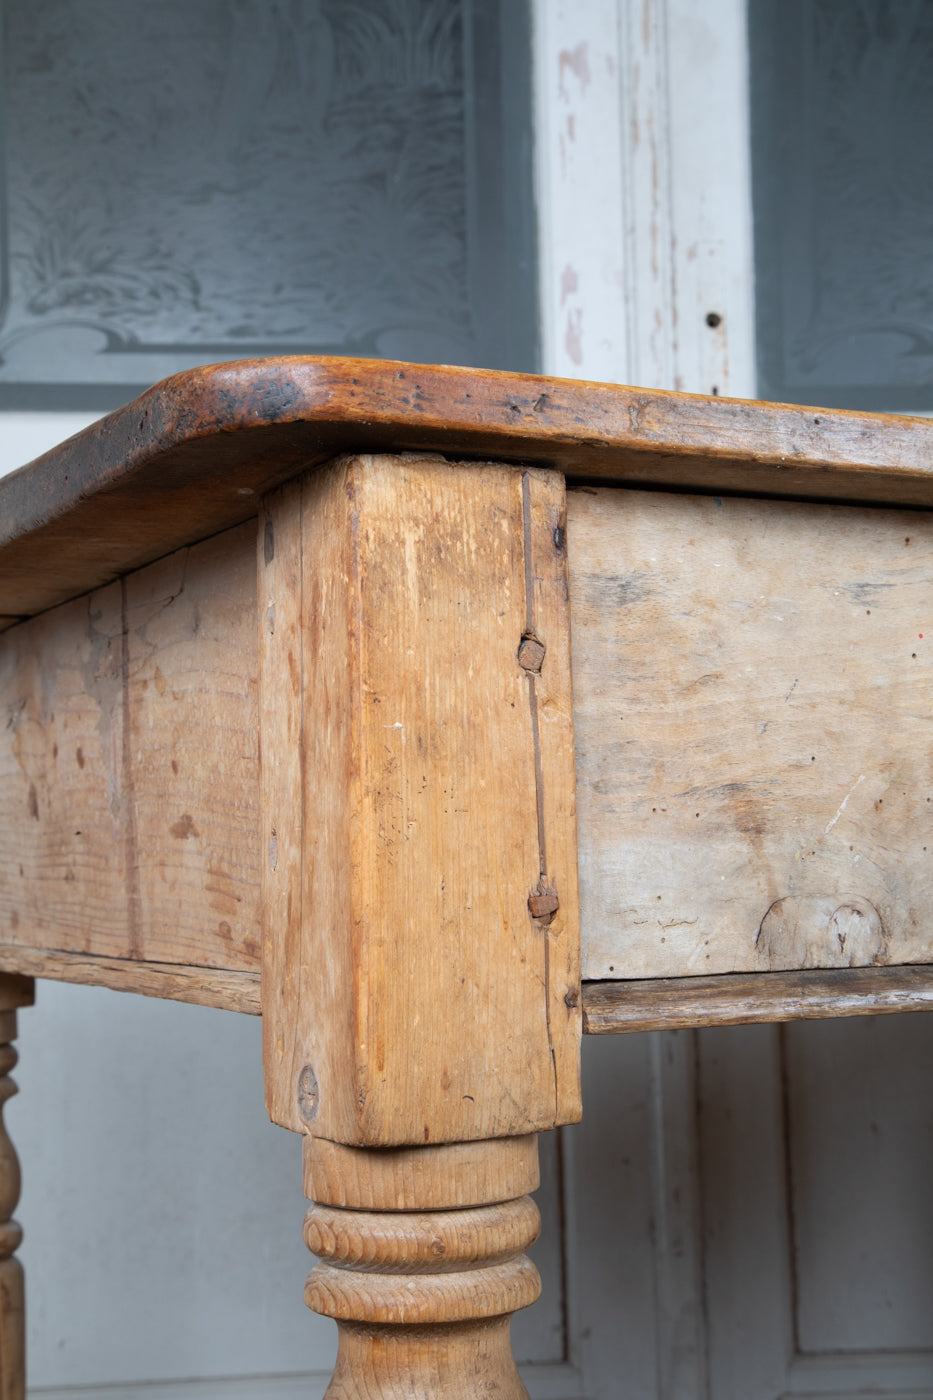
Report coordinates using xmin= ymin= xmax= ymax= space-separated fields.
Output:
xmin=303 ymin=1135 xmax=542 ymax=1399
xmin=0 ymin=978 xmax=32 ymax=1400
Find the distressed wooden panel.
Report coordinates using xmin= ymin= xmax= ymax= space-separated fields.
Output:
xmin=0 ymin=521 xmax=260 ymax=980
xmin=0 ymin=947 xmax=260 ymax=1014
xmin=570 ymin=487 xmax=933 ymax=980
xmin=260 ymin=454 xmax=581 ymax=1145
xmin=581 ymin=965 xmax=933 ymax=1034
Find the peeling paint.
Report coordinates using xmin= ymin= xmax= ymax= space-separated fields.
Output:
xmin=558 ymin=42 xmax=591 ymax=100
xmin=565 ymin=308 xmax=583 ymax=365
xmin=560 ymin=264 xmax=579 ymax=307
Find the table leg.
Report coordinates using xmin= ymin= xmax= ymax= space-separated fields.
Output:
xmin=259 ymin=458 xmax=582 ymax=1393
xmin=303 ymin=1136 xmax=542 ymax=1399
xmin=0 ymin=977 xmax=32 ymax=1400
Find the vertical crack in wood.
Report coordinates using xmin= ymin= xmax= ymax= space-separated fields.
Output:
xmin=521 ymin=472 xmax=556 ymax=1111
xmin=120 ymin=576 xmax=143 ymax=959
xmin=521 ymin=473 xmax=548 ymax=879
xmin=296 ymin=477 xmax=308 ymax=1125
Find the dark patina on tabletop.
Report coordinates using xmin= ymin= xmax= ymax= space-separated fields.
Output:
xmin=2 ymin=355 xmax=933 ymax=621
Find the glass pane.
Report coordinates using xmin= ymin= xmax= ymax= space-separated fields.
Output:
xmin=0 ymin=0 xmax=536 ymax=407
xmin=750 ymin=0 xmax=933 ymax=411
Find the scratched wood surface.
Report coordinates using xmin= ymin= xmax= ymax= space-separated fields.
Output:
xmin=4 ymin=357 xmax=933 ymax=624
xmin=260 ymin=454 xmax=581 ymax=1145
xmin=570 ymin=486 xmax=933 ymax=980
xmin=581 ymin=965 xmax=933 ymax=1033
xmin=0 ymin=521 xmax=260 ymax=978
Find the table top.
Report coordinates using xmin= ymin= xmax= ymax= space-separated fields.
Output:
xmin=2 ymin=356 xmax=932 ymax=622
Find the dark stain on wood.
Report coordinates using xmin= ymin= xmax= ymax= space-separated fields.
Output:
xmin=170 ymin=813 xmax=199 ymax=840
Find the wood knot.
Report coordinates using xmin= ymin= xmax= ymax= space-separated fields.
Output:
xmin=297 ymin=1065 xmax=319 ymax=1125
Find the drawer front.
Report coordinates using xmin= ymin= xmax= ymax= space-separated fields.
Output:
xmin=571 ymin=487 xmax=933 ymax=981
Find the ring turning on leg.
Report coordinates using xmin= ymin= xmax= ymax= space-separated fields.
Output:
xmin=303 ymin=1135 xmax=543 ymax=1400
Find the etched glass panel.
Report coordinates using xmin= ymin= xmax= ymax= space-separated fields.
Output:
xmin=751 ymin=0 xmax=933 ymax=411
xmin=0 ymin=0 xmax=535 ymax=406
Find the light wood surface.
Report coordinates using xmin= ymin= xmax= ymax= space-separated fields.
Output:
xmin=582 ymin=964 xmax=933 ymax=1033
xmin=0 ymin=521 xmax=260 ymax=979
xmin=303 ymin=1136 xmax=541 ymax=1400
xmin=304 ymin=1196 xmax=541 ymax=1274
xmin=5 ymin=358 xmax=933 ymax=625
xmin=5 ymin=470 xmax=933 ymax=1016
xmin=570 ymin=486 xmax=933 ymax=981
xmin=303 ymin=1136 xmax=540 ymax=1211
xmin=0 ymin=949 xmax=260 ymax=1014
xmin=319 ymin=1318 xmax=534 ymax=1400
xmin=260 ymin=454 xmax=581 ymax=1145
xmin=0 ymin=978 xmax=31 ymax=1400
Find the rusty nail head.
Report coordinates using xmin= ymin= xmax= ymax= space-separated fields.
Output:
xmin=529 ymin=889 xmax=560 ymax=919
xmin=518 ymin=634 xmax=546 ymax=674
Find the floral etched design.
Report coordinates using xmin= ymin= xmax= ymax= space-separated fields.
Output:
xmin=0 ymin=0 xmax=492 ymax=389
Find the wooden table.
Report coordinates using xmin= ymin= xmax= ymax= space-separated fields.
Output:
xmin=1 ymin=357 xmax=931 ymax=1397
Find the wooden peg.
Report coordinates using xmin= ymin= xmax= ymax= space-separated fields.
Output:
xmin=303 ymin=1135 xmax=541 ymax=1399
xmin=0 ymin=976 xmax=33 ymax=1400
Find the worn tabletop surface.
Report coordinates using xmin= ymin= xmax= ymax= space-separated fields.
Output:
xmin=1 ymin=356 xmax=932 ymax=621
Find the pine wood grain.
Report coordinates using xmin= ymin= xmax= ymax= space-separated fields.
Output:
xmin=303 ymin=1195 xmax=541 ymax=1272
xmin=303 ymin=1136 xmax=541 ymax=1400
xmin=581 ymin=965 xmax=933 ymax=1033
xmin=570 ymin=486 xmax=933 ymax=981
xmin=0 ymin=522 xmax=260 ymax=977
xmin=260 ymin=454 xmax=581 ymax=1146
xmin=322 ymin=1319 xmax=533 ymax=1400
xmin=0 ymin=948 xmax=260 ymax=1014
xmin=4 ymin=357 xmax=933 ymax=623
xmin=303 ymin=1136 xmax=540 ymax=1211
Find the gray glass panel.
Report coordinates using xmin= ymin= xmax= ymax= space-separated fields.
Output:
xmin=0 ymin=0 xmax=536 ymax=407
xmin=750 ymin=0 xmax=933 ymax=411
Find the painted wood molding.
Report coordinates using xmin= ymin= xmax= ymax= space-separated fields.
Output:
xmin=533 ymin=0 xmax=755 ymax=396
